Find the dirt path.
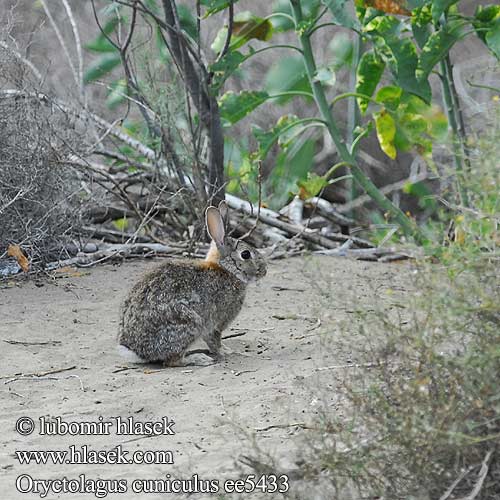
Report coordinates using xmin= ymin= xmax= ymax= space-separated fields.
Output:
xmin=0 ymin=256 xmax=413 ymax=499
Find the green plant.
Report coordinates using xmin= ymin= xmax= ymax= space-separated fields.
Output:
xmin=209 ymin=0 xmax=499 ymax=238
xmin=82 ymin=1 xmax=499 ymax=241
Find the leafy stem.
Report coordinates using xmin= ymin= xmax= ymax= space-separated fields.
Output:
xmin=288 ymin=0 xmax=418 ymax=239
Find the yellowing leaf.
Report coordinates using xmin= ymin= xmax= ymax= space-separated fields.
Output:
xmin=374 ymin=111 xmax=397 ymax=159
xmin=297 ymin=173 xmax=329 ymax=199
xmin=7 ymin=244 xmax=30 ymax=273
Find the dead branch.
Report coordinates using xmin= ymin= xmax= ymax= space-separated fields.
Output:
xmin=280 ymin=196 xmax=304 ymax=225
xmin=254 ymin=422 xmax=311 ymax=432
xmin=226 ymin=194 xmax=373 ymax=249
xmin=316 ymin=361 xmax=388 ymax=371
xmin=306 ymin=197 xmax=355 ymax=226
xmin=0 ymin=365 xmax=77 ymax=381
xmin=44 ymin=242 xmax=181 ymax=270
xmin=240 ymin=161 xmax=263 ymax=240
xmin=0 ymin=90 xmax=379 ymax=253
xmin=80 ymin=226 xmax=152 ymax=244
xmin=3 ymin=339 xmax=61 ymax=346
xmin=439 ymin=466 xmax=475 ymax=500
xmin=455 ymin=449 xmax=494 ymax=500
xmin=0 ymin=90 xmax=159 ymax=162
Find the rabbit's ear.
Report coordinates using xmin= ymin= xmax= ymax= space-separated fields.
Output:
xmin=206 ymin=206 xmax=225 ymax=247
xmin=218 ymin=200 xmax=229 ymax=228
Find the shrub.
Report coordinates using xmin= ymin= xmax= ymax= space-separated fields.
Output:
xmin=0 ymin=44 xmax=83 ymax=265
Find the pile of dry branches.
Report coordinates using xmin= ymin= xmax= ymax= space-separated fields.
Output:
xmin=0 ymin=43 xmax=83 ymax=267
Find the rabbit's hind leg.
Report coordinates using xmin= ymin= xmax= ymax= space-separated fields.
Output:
xmin=159 ymin=325 xmax=215 ymax=367
xmin=203 ymin=329 xmax=222 ymax=360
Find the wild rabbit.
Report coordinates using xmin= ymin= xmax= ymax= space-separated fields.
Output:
xmin=118 ymin=202 xmax=267 ymax=366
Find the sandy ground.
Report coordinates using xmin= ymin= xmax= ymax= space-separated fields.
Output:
xmin=0 ymin=255 xmax=413 ymax=500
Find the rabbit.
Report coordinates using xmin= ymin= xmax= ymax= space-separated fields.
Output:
xmin=117 ymin=201 xmax=267 ymax=367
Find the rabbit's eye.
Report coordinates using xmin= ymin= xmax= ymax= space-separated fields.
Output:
xmin=240 ymin=249 xmax=251 ymax=260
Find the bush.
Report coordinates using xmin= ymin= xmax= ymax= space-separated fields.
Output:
xmin=0 ymin=44 xmax=82 ymax=265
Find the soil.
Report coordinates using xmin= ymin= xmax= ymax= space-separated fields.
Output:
xmin=0 ymin=255 xmax=413 ymax=500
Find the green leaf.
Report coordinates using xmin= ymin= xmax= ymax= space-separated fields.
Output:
xmin=297 ymin=173 xmax=329 ymax=199
xmin=474 ymin=5 xmax=500 ymax=42
xmin=329 ymin=33 xmax=354 ymax=69
xmin=411 ymin=5 xmax=432 ymax=48
xmin=85 ymin=36 xmax=117 ymax=54
xmin=405 ymin=94 xmax=448 ymax=129
xmin=211 ymin=28 xmax=228 ymax=54
xmin=253 ymin=115 xmax=308 ymax=159
xmin=85 ymin=17 xmax=119 ymax=53
xmin=431 ymin=0 xmax=459 ymax=24
xmin=177 ymin=4 xmax=198 ymax=39
xmin=113 ymin=218 xmax=129 ymax=231
xmin=211 ymin=12 xmax=273 ymax=53
xmin=403 ymin=181 xmax=436 ymax=210
xmin=365 ymin=14 xmax=401 ymax=36
xmin=201 ymin=0 xmax=241 ymax=17
xmin=219 ymin=90 xmax=270 ymax=125
xmin=473 ymin=5 xmax=500 ymax=58
xmin=106 ymin=79 xmax=128 ymax=109
xmin=392 ymin=39 xmax=431 ymax=102
xmin=209 ymin=51 xmax=245 ymax=92
xmin=375 ymin=85 xmax=402 ymax=110
xmin=367 ymin=16 xmax=431 ymax=102
xmin=264 ymin=56 xmax=312 ymax=104
xmin=391 ymin=93 xmax=448 ymax=156
xmin=475 ymin=4 xmax=500 ymax=24
xmin=265 ymin=140 xmax=316 ymax=209
xmin=399 ymin=113 xmax=428 ymax=139
xmin=324 ymin=0 xmax=360 ymax=29
xmin=356 ymin=50 xmax=385 ymax=114
xmin=83 ymin=53 xmax=121 ymax=84
xmin=374 ymin=110 xmax=397 ymax=159
xmin=425 ymin=106 xmax=448 ymax=141
xmin=486 ymin=19 xmax=500 ymax=59
xmin=416 ymin=21 xmax=463 ymax=81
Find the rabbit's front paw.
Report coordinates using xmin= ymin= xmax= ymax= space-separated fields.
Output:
xmin=182 ymin=353 xmax=216 ymax=366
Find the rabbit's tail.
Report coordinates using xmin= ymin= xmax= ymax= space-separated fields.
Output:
xmin=117 ymin=344 xmax=148 ymax=364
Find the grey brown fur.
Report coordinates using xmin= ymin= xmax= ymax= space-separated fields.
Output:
xmin=118 ymin=203 xmax=266 ymax=366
